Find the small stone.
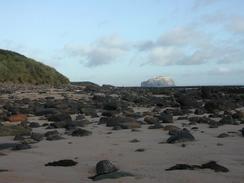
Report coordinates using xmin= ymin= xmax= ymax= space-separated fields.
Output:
xmin=181 ymin=144 xmax=186 ymax=147
xmin=135 ymin=148 xmax=145 ymax=152
xmin=130 ymin=139 xmax=140 ymax=143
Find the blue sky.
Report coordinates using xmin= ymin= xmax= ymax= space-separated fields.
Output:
xmin=0 ymin=0 xmax=244 ymax=86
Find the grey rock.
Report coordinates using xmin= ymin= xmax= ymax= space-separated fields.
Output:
xmin=167 ymin=128 xmax=195 ymax=144
xmin=71 ymin=128 xmax=92 ymax=137
xmin=31 ymin=132 xmax=44 ymax=141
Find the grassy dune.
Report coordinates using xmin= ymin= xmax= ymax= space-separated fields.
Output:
xmin=0 ymin=49 xmax=69 ymax=85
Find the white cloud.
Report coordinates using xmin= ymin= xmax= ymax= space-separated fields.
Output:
xmin=83 ymin=46 xmax=126 ymax=67
xmin=64 ymin=35 xmax=129 ymax=67
xmin=136 ymin=22 xmax=244 ymax=66
xmin=158 ymin=27 xmax=201 ymax=47
xmin=64 ymin=21 xmax=244 ymax=68
xmin=147 ymin=46 xmax=185 ymax=66
xmin=136 ymin=26 xmax=219 ymax=66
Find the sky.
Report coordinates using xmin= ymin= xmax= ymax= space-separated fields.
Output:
xmin=0 ymin=0 xmax=244 ymax=86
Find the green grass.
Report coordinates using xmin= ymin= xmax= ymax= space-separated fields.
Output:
xmin=0 ymin=49 xmax=70 ymax=85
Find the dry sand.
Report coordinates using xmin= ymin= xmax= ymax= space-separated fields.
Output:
xmin=0 ymin=119 xmax=244 ymax=183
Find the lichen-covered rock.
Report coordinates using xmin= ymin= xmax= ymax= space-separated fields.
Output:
xmin=96 ymin=160 xmax=118 ymax=175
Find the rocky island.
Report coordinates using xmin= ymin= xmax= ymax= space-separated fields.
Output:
xmin=141 ymin=76 xmax=175 ymax=87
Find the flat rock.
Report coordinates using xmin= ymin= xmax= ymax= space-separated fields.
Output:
xmin=45 ymin=159 xmax=78 ymax=167
xmin=201 ymin=161 xmax=229 ymax=172
xmin=166 ymin=161 xmax=229 ymax=173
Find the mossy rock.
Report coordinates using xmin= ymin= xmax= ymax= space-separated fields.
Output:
xmin=0 ymin=49 xmax=69 ymax=85
xmin=0 ymin=125 xmax=31 ymax=136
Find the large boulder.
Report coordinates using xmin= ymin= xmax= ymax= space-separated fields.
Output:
xmin=167 ymin=128 xmax=195 ymax=143
xmin=141 ymin=76 xmax=175 ymax=87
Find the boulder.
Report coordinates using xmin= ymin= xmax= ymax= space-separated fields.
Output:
xmin=144 ymin=116 xmax=158 ymax=124
xmin=8 ymin=114 xmax=27 ymax=122
xmin=29 ymin=122 xmax=41 ymax=128
xmin=167 ymin=128 xmax=195 ymax=144
xmin=159 ymin=112 xmax=173 ymax=123
xmin=47 ymin=113 xmax=71 ymax=122
xmin=71 ymin=128 xmax=92 ymax=137
xmin=45 ymin=130 xmax=64 ymax=141
xmin=31 ymin=132 xmax=44 ymax=141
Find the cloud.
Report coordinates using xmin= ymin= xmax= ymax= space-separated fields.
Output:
xmin=202 ymin=12 xmax=244 ymax=34
xmin=136 ymin=26 xmax=219 ymax=66
xmin=64 ymin=35 xmax=129 ymax=67
xmin=208 ymin=67 xmax=244 ymax=76
xmin=146 ymin=46 xmax=185 ymax=66
xmin=158 ymin=27 xmax=201 ymax=47
xmin=202 ymin=12 xmax=228 ymax=24
xmin=192 ymin=0 xmax=220 ymax=10
xmin=135 ymin=41 xmax=155 ymax=51
xmin=227 ymin=16 xmax=244 ymax=34
xmin=64 ymin=19 xmax=244 ymax=68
